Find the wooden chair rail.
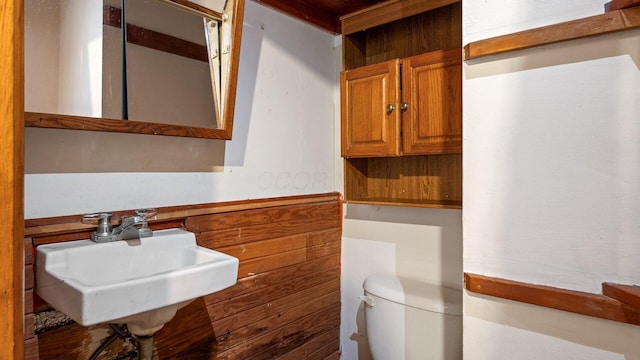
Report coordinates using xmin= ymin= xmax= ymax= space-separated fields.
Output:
xmin=24 ymin=192 xmax=341 ymax=238
xmin=464 ymin=6 xmax=640 ymax=60
xmin=465 ymin=273 xmax=640 ymax=326
xmin=608 ymin=0 xmax=640 ymax=12
xmin=602 ymin=282 xmax=640 ymax=309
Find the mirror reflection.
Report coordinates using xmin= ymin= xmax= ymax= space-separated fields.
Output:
xmin=24 ymin=0 xmax=243 ymax=138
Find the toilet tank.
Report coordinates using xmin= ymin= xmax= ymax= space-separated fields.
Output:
xmin=362 ymin=274 xmax=462 ymax=360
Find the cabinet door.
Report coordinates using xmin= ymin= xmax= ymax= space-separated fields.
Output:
xmin=341 ymin=60 xmax=401 ymax=157
xmin=402 ymin=48 xmax=462 ymax=155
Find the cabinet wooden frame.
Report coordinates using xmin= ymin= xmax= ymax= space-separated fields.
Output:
xmin=339 ymin=0 xmax=462 ymax=209
xmin=343 ymin=154 xmax=462 ymax=208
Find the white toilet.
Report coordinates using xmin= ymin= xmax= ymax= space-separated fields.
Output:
xmin=361 ymin=274 xmax=462 ymax=360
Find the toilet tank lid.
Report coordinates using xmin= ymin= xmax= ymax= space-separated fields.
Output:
xmin=363 ymin=274 xmax=462 ymax=315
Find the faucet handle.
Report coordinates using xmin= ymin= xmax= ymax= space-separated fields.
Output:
xmin=134 ymin=208 xmax=157 ymax=220
xmin=82 ymin=213 xmax=113 ymax=237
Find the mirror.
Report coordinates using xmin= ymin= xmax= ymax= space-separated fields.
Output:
xmin=24 ymin=0 xmax=245 ymax=139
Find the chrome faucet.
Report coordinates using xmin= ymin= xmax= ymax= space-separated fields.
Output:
xmin=82 ymin=209 xmax=157 ymax=243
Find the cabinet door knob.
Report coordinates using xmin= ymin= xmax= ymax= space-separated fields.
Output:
xmin=401 ymin=102 xmax=409 ymax=111
xmin=386 ymin=104 xmax=395 ymax=113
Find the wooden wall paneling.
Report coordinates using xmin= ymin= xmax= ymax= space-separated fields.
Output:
xmin=237 ymin=248 xmax=308 ymax=278
xmin=323 ymin=351 xmax=342 ymax=360
xmin=28 ymin=194 xmax=341 ymax=359
xmin=24 ymin=193 xmax=339 ymax=238
xmin=25 ymin=264 xmax=34 ymax=291
xmin=25 ymin=289 xmax=33 ymax=314
xmin=206 ymin=257 xmax=341 ymax=322
xmin=25 ymin=238 xmax=36 ymax=349
xmin=152 ymin=298 xmax=218 ymax=359
xmin=195 ymin=215 xmax=341 ymax=249
xmin=31 ymin=219 xmax=184 ymax=246
xmin=274 ymin=328 xmax=340 ymax=360
xmin=212 ymin=281 xmax=339 ymax=345
xmin=342 ymin=3 xmax=461 ymax=71
xmin=214 ymin=289 xmax=340 ymax=351
xmin=215 ymin=303 xmax=341 ymax=359
xmin=37 ymin=323 xmax=138 ymax=359
xmin=364 ymin=4 xmax=461 ymax=64
xmin=307 ymin=228 xmax=342 ymax=260
xmin=218 ymin=234 xmax=308 ymax=261
xmin=342 ymin=33 xmax=367 ymax=70
xmin=25 ymin=237 xmax=34 ymax=264
xmin=343 ymin=158 xmax=369 ymax=201
xmin=186 ymin=201 xmax=340 ymax=233
xmin=204 ymin=254 xmax=340 ymax=305
xmin=25 ymin=337 xmax=39 ymax=360
xmin=36 ymin=297 xmax=217 ymax=359
xmin=25 ymin=313 xmax=35 ymax=339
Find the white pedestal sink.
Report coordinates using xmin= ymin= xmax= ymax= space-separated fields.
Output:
xmin=36 ymin=228 xmax=239 ymax=336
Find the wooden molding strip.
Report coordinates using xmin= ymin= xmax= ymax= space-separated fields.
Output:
xmin=602 ymin=282 xmax=640 ymax=309
xmin=464 ymin=6 xmax=640 ymax=60
xmin=608 ymin=0 xmax=640 ymax=11
xmin=24 ymin=193 xmax=341 ymax=237
xmin=103 ymin=5 xmax=208 ymax=63
xmin=465 ymin=273 xmax=640 ymax=326
xmin=340 ymin=0 xmax=460 ymax=35
xmin=254 ymin=0 xmax=339 ymax=34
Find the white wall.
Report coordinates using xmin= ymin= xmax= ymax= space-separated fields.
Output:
xmin=24 ymin=0 xmax=337 ymax=218
xmin=25 ymin=3 xmax=466 ymax=360
xmin=464 ymin=1 xmax=640 ymax=359
xmin=340 ymin=205 xmax=462 ymax=360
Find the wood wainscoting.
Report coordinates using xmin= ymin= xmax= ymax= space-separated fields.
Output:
xmin=24 ymin=193 xmax=342 ymax=359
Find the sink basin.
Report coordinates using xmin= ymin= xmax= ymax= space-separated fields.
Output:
xmin=36 ymin=228 xmax=239 ymax=335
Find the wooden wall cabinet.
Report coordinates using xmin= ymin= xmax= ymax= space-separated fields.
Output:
xmin=341 ymin=59 xmax=401 ymax=157
xmin=341 ymin=48 xmax=461 ymax=157
xmin=340 ymin=0 xmax=462 ymax=209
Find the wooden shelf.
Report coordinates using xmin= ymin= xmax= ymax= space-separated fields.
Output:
xmin=340 ymin=0 xmax=459 ymax=35
xmin=465 ymin=273 xmax=640 ymax=326
xmin=346 ymin=198 xmax=462 ymax=209
xmin=603 ymin=282 xmax=640 ymax=309
xmin=464 ymin=6 xmax=640 ymax=60
xmin=344 ymin=155 xmax=462 ymax=209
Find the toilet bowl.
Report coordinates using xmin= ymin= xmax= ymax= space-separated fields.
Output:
xmin=361 ymin=274 xmax=462 ymax=360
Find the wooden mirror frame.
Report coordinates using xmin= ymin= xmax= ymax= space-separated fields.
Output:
xmin=24 ymin=0 xmax=245 ymax=140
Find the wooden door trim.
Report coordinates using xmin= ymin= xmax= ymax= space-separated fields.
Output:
xmin=0 ymin=0 xmax=25 ymax=358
